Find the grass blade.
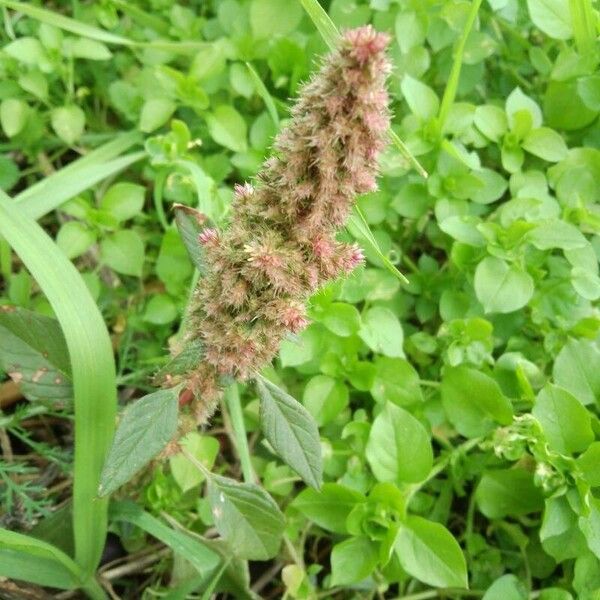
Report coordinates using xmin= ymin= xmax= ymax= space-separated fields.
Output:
xmin=0 ymin=527 xmax=82 ymax=589
xmin=348 ymin=205 xmax=409 ymax=284
xmin=437 ymin=0 xmax=483 ymax=131
xmin=246 ymin=62 xmax=280 ymax=127
xmin=0 ymin=190 xmax=117 ymax=577
xmin=298 ymin=0 xmax=339 ymax=50
xmin=389 ymin=130 xmax=429 ymax=179
xmin=18 ymin=152 xmax=145 ymax=221
xmin=0 ymin=0 xmax=135 ymax=45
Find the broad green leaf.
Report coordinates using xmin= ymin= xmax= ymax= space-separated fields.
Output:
xmin=110 ymin=501 xmax=220 ymax=576
xmin=51 ymin=105 xmax=85 ymax=145
xmin=395 ymin=516 xmax=468 ymax=588
xmin=140 ymin=98 xmax=176 ymax=133
xmin=3 ymin=36 xmax=46 ymax=65
xmin=99 ymin=388 xmax=179 ymax=496
xmin=474 ymin=256 xmax=534 ymax=314
xmin=577 ymin=443 xmax=600 ymax=487
xmin=250 ymin=0 xmax=303 ymax=38
xmin=331 ymin=536 xmax=378 ymax=586
xmin=529 ymin=221 xmax=587 ymax=251
xmin=553 ymin=339 xmax=600 ymax=406
xmin=366 ymin=402 xmax=433 ymax=483
xmin=540 ymin=496 xmax=588 ymax=562
xmin=206 ymin=106 xmax=248 ymax=153
xmin=527 ymin=0 xmax=572 ymax=40
xmin=476 ymin=469 xmax=544 ymax=519
xmin=56 ymin=221 xmax=96 ymax=259
xmin=370 ymin=356 xmax=423 ymax=406
xmin=0 ymin=306 xmax=71 ymax=402
xmin=173 ymin=204 xmax=207 ymax=272
xmin=522 ymin=127 xmax=568 ymax=162
xmin=359 ymin=306 xmax=404 ymax=357
xmin=143 ymin=294 xmax=178 ymax=325
xmin=474 ymin=104 xmax=508 ymax=142
xmin=170 ymin=433 xmax=220 ymax=492
xmin=256 ymin=374 xmax=322 ymax=489
xmin=483 ymin=575 xmax=527 ymax=600
xmin=441 ymin=365 xmax=513 ymax=438
xmin=318 ymin=302 xmax=361 ymax=337
xmin=302 ymin=375 xmax=348 ymax=426
xmin=0 ymin=528 xmax=82 ymax=589
xmin=401 ymin=75 xmax=440 ymax=120
xmin=155 ymin=340 xmax=204 ymax=383
xmin=579 ymin=498 xmax=600 ymax=561
xmin=100 ymin=182 xmax=145 ymax=222
xmin=69 ymin=38 xmax=112 ymax=60
xmin=0 ymin=98 xmax=28 ymax=137
xmin=506 ymin=87 xmax=543 ymax=130
xmin=532 ymin=384 xmax=594 ymax=454
xmin=292 ymin=483 xmax=365 ymax=534
xmin=100 ymin=230 xmax=145 ymax=277
xmin=207 ymin=474 xmax=285 ymax=560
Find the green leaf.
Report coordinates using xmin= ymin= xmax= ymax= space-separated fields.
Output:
xmin=256 ymin=374 xmax=322 ymax=489
xmin=0 ymin=98 xmax=29 ymax=137
xmin=540 ymin=496 xmax=588 ymax=562
xmin=51 ymin=105 xmax=85 ymax=145
xmin=250 ymin=0 xmax=303 ymax=38
xmin=366 ymin=401 xmax=433 ymax=483
xmin=474 ymin=104 xmax=508 ymax=142
xmin=110 ymin=501 xmax=221 ymax=576
xmin=522 ymin=127 xmax=568 ymax=162
xmin=302 ymin=375 xmax=349 ymax=426
xmin=483 ymin=575 xmax=528 ymax=600
xmin=173 ymin=204 xmax=207 ymax=272
xmin=0 ymin=189 xmax=117 ymax=575
xmin=3 ymin=36 xmax=46 ymax=65
xmin=506 ymin=87 xmax=543 ymax=130
xmin=69 ymin=38 xmax=112 ymax=60
xmin=476 ymin=469 xmax=544 ymax=519
xmin=0 ymin=527 xmax=82 ymax=589
xmin=155 ymin=341 xmax=204 ymax=383
xmin=441 ymin=365 xmax=513 ymax=438
xmin=0 ymin=306 xmax=72 ymax=403
xmin=99 ymin=388 xmax=180 ymax=496
xmin=170 ymin=433 xmax=219 ymax=492
xmin=143 ymin=294 xmax=178 ymax=325
xmin=56 ymin=221 xmax=96 ymax=259
xmin=206 ymin=106 xmax=248 ymax=153
xmin=395 ymin=516 xmax=468 ymax=588
xmin=318 ymin=302 xmax=361 ymax=337
xmin=401 ymin=75 xmax=439 ymax=120
xmin=100 ymin=230 xmax=145 ymax=277
xmin=579 ymin=498 xmax=600 ymax=560
xmin=245 ymin=62 xmax=279 ymax=127
xmin=359 ymin=306 xmax=404 ymax=358
xmin=527 ymin=0 xmax=572 ymax=40
xmin=330 ymin=536 xmax=378 ymax=586
xmin=292 ymin=483 xmax=365 ymax=534
xmin=532 ymin=384 xmax=594 ymax=454
xmin=474 ymin=256 xmax=534 ymax=314
xmin=299 ymin=0 xmax=340 ymax=50
xmin=553 ymin=339 xmax=600 ymax=406
xmin=529 ymin=221 xmax=588 ymax=251
xmin=207 ymin=474 xmax=285 ymax=560
xmin=100 ymin=182 xmax=145 ymax=222
xmin=577 ymin=442 xmax=600 ymax=487
xmin=140 ymin=98 xmax=176 ymax=133
xmin=370 ymin=356 xmax=423 ymax=406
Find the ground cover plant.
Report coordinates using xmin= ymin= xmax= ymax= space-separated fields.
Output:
xmin=0 ymin=0 xmax=600 ymax=598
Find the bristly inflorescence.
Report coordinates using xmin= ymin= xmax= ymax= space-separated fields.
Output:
xmin=168 ymin=25 xmax=391 ymax=424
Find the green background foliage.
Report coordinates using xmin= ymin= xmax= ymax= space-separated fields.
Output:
xmin=1 ymin=0 xmax=600 ymax=598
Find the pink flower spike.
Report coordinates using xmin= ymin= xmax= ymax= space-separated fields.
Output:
xmin=280 ymin=305 xmax=310 ymax=333
xmin=198 ymin=228 xmax=219 ymax=247
xmin=343 ymin=245 xmax=365 ymax=272
xmin=234 ymin=182 xmax=254 ymax=200
xmin=344 ymin=25 xmax=390 ymax=64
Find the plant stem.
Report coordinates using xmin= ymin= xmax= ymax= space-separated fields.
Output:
xmin=224 ymin=384 xmax=255 ymax=483
xmin=438 ymin=0 xmax=483 ymax=131
xmin=81 ymin=577 xmax=108 ymax=600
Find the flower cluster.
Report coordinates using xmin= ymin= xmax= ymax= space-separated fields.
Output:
xmin=171 ymin=25 xmax=391 ymax=424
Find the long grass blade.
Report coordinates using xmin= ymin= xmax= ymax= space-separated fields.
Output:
xmin=0 ymin=528 xmax=82 ymax=589
xmin=18 ymin=153 xmax=145 ymax=220
xmin=438 ymin=0 xmax=483 ymax=130
xmin=298 ymin=0 xmax=339 ymax=50
xmin=246 ymin=62 xmax=280 ymax=128
xmin=0 ymin=191 xmax=117 ymax=577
